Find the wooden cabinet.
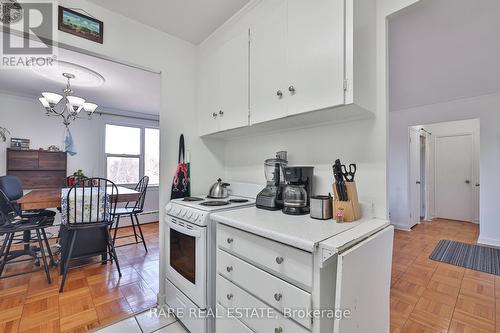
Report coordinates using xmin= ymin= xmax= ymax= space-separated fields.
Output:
xmin=250 ymin=0 xmax=348 ymax=124
xmin=6 ymin=149 xmax=67 ymax=189
xmin=198 ymin=30 xmax=249 ymax=136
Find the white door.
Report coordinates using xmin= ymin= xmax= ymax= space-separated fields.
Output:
xmin=435 ymin=134 xmax=474 ymax=222
xmin=409 ymin=128 xmax=421 ymax=227
xmin=198 ymin=51 xmax=220 ymax=136
xmin=218 ymin=30 xmax=249 ymax=132
xmin=286 ymin=0 xmax=345 ymax=116
xmin=249 ymin=0 xmax=288 ymax=125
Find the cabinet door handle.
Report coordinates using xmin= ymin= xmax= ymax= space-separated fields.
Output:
xmin=219 ymin=110 xmax=224 ymax=116
xmin=275 ymin=328 xmax=283 ymax=333
xmin=476 ymin=183 xmax=480 ymax=187
xmin=465 ymin=180 xmax=471 ymax=184
xmin=212 ymin=112 xmax=218 ymax=118
xmin=274 ymin=293 xmax=282 ymax=301
xmin=276 ymin=256 xmax=284 ymax=264
xmin=288 ymin=85 xmax=296 ymax=94
xmin=276 ymin=90 xmax=283 ymax=99
xmin=226 ymin=237 xmax=233 ymax=244
xmin=226 ymin=266 xmax=233 ymax=273
xmin=227 ymin=293 xmax=233 ymax=300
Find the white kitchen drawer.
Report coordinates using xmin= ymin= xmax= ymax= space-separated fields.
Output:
xmin=218 ymin=249 xmax=312 ymax=329
xmin=216 ymin=304 xmax=254 ymax=333
xmin=217 ymin=223 xmax=313 ymax=290
xmin=217 ymin=274 xmax=310 ymax=333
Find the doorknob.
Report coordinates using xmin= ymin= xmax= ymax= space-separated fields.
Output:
xmin=465 ymin=180 xmax=471 ymax=184
xmin=416 ymin=181 xmax=421 ymax=185
xmin=476 ymin=183 xmax=480 ymax=187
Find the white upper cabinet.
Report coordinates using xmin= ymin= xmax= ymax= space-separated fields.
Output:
xmin=218 ymin=30 xmax=250 ymax=132
xmin=198 ymin=51 xmax=220 ymax=136
xmin=198 ymin=30 xmax=249 ymax=136
xmin=249 ymin=0 xmax=288 ymax=125
xmin=286 ymin=0 xmax=346 ymax=116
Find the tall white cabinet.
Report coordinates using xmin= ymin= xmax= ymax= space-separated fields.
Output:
xmin=198 ymin=30 xmax=249 ymax=136
xmin=250 ymin=0 xmax=347 ymax=124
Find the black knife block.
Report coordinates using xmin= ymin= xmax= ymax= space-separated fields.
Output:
xmin=332 ymin=181 xmax=361 ymax=222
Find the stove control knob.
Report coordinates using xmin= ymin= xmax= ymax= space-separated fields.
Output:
xmin=185 ymin=211 xmax=193 ymax=219
xmin=165 ymin=204 xmax=172 ymax=213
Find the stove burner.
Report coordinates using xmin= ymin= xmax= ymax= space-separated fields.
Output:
xmin=229 ymin=199 xmax=249 ymax=203
xmin=183 ymin=197 xmax=204 ymax=202
xmin=199 ymin=201 xmax=230 ymax=207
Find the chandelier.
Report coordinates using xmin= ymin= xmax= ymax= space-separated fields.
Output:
xmin=38 ymin=73 xmax=98 ymax=127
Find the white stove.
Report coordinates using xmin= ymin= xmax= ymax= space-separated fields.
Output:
xmin=164 ymin=189 xmax=258 ymax=333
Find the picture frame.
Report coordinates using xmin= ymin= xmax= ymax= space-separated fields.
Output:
xmin=58 ymin=6 xmax=103 ymax=44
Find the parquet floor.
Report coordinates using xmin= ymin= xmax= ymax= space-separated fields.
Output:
xmin=0 ymin=222 xmax=160 ymax=333
xmin=391 ymin=218 xmax=500 ymax=333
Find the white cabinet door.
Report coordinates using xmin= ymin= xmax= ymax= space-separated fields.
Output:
xmin=249 ymin=0 xmax=288 ymax=125
xmin=286 ymin=0 xmax=346 ymax=116
xmin=198 ymin=51 xmax=220 ymax=136
xmin=218 ymin=30 xmax=249 ymax=131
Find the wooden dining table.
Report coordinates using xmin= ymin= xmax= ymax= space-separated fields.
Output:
xmin=17 ymin=186 xmax=141 ymax=210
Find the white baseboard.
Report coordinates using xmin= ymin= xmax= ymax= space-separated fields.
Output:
xmin=478 ymin=235 xmax=500 ymax=248
xmin=391 ymin=223 xmax=412 ymax=231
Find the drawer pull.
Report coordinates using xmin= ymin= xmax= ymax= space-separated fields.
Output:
xmin=274 ymin=293 xmax=282 ymax=302
xmin=275 ymin=327 xmax=283 ymax=333
xmin=275 ymin=256 xmax=284 ymax=264
xmin=227 ymin=293 xmax=233 ymax=300
xmin=226 ymin=266 xmax=233 ymax=273
xmin=227 ymin=238 xmax=234 ymax=244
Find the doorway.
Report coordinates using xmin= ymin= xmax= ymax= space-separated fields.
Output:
xmin=407 ymin=119 xmax=480 ymax=227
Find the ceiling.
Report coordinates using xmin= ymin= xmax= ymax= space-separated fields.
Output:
xmin=0 ymin=34 xmax=161 ymax=115
xmin=388 ymin=0 xmax=500 ymax=111
xmin=87 ymin=0 xmax=250 ymax=44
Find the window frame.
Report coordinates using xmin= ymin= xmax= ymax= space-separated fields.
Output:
xmin=105 ymin=123 xmax=159 ymax=187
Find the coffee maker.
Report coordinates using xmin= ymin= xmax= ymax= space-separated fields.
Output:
xmin=282 ymin=166 xmax=314 ymax=215
xmin=256 ymin=151 xmax=288 ymax=210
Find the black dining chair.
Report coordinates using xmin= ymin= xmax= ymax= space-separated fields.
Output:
xmin=0 ymin=190 xmax=55 ymax=283
xmin=59 ymin=178 xmax=122 ymax=292
xmin=0 ymin=175 xmax=56 ymax=264
xmin=111 ymin=176 xmax=149 ymax=253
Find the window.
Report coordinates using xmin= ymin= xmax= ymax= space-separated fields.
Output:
xmin=105 ymin=124 xmax=159 ymax=185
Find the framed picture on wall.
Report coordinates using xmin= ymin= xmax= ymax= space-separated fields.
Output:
xmin=58 ymin=6 xmax=103 ymax=44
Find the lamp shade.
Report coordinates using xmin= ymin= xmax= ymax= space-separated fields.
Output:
xmin=82 ymin=102 xmax=98 ymax=113
xmin=42 ymin=92 xmax=63 ymax=106
xmin=67 ymin=96 xmax=86 ymax=113
xmin=39 ymin=97 xmax=50 ymax=109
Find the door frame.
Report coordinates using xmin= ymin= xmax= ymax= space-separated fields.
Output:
xmin=433 ymin=132 xmax=477 ymax=223
xmin=407 ymin=126 xmax=422 ymax=228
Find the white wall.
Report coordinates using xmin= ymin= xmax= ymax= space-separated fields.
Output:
xmin=0 ymin=92 xmax=160 ymax=225
xmin=389 ymin=93 xmax=500 ymax=246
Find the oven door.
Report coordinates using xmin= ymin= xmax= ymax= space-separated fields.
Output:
xmin=166 ymin=216 xmax=207 ymax=309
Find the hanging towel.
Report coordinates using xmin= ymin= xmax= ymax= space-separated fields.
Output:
xmin=64 ymin=127 xmax=77 ymax=156
xmin=170 ymin=134 xmax=190 ymax=199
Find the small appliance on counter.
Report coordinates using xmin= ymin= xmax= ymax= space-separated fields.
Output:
xmin=282 ymin=166 xmax=314 ymax=215
xmin=256 ymin=151 xmax=288 ymax=210
xmin=310 ymin=194 xmax=333 ymax=220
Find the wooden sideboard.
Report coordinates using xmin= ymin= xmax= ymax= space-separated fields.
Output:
xmin=6 ymin=149 xmax=67 ymax=189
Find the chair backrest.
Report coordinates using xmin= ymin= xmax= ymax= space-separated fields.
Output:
xmin=62 ymin=178 xmax=118 ymax=228
xmin=0 ymin=176 xmax=23 ymax=201
xmin=127 ymin=176 xmax=149 ymax=211
xmin=0 ymin=190 xmax=18 ymax=226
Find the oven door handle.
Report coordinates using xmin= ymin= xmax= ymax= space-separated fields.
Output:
xmin=168 ymin=220 xmax=202 ymax=238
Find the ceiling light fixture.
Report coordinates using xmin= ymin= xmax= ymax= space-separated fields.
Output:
xmin=38 ymin=72 xmax=98 ymax=127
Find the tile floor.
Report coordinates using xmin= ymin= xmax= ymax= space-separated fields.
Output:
xmin=94 ymin=308 xmax=187 ymax=333
xmin=0 ymin=222 xmax=160 ymax=333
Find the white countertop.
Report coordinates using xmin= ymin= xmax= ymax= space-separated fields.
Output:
xmin=211 ymin=206 xmax=388 ymax=252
